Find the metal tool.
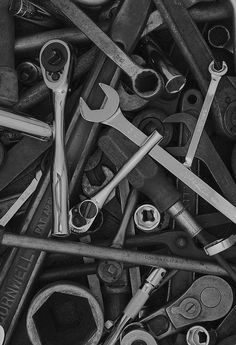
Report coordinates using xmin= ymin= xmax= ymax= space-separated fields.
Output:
xmin=80 ymin=84 xmax=236 ymax=225
xmin=40 ymin=39 xmax=71 ymax=236
xmin=103 ymin=267 xmax=166 ymax=345
xmin=26 ymin=282 xmax=104 ymax=345
xmin=69 ymin=130 xmax=163 ymax=234
xmin=204 ymin=235 xmax=236 ymax=256
xmin=97 ymin=189 xmax=139 ymax=284
xmin=50 ymin=0 xmax=163 ymax=99
xmin=141 ymin=276 xmax=233 ymax=340
xmin=134 ymin=204 xmax=161 ymax=232
xmin=0 ymin=170 xmax=42 ymax=227
xmin=208 ymin=25 xmax=231 ymax=49
xmin=184 ymin=61 xmax=228 ymax=169
xmin=141 ymin=37 xmax=186 ymax=94
xmin=120 ymin=326 xmax=157 ymax=345
xmin=186 ymin=326 xmax=216 ymax=345
xmin=0 ymin=108 xmax=53 ymax=141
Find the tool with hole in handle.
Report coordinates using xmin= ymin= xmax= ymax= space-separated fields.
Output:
xmin=40 ymin=39 xmax=71 ymax=236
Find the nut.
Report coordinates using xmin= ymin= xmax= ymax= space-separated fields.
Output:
xmin=134 ymin=204 xmax=161 ymax=232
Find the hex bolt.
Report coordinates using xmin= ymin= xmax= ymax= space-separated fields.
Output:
xmin=134 ymin=204 xmax=161 ymax=232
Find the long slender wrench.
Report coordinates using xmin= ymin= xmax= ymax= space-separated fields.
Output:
xmin=69 ymin=130 xmax=163 ymax=233
xmin=184 ymin=61 xmax=228 ymax=169
xmin=40 ymin=40 xmax=71 ymax=236
xmin=80 ymin=83 xmax=236 ymax=225
xmin=0 ymin=171 xmax=42 ymax=227
xmin=50 ymin=0 xmax=162 ymax=99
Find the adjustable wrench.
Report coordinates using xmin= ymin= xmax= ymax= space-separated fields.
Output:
xmin=69 ymin=130 xmax=162 ymax=233
xmin=184 ymin=61 xmax=228 ymax=169
xmin=40 ymin=39 xmax=71 ymax=236
xmin=80 ymin=83 xmax=236 ymax=225
xmin=50 ymin=0 xmax=163 ymax=99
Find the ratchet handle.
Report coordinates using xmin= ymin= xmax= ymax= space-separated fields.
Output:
xmin=99 ymin=128 xmax=180 ymax=212
xmin=0 ymin=0 xmax=18 ymax=106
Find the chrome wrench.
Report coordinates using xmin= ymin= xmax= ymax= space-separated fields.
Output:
xmin=40 ymin=39 xmax=71 ymax=236
xmin=80 ymin=83 xmax=236 ymax=226
xmin=0 ymin=170 xmax=42 ymax=227
xmin=184 ymin=61 xmax=228 ymax=169
xmin=69 ymin=130 xmax=163 ymax=234
xmin=50 ymin=0 xmax=163 ymax=100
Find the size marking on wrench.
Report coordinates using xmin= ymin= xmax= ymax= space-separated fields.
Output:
xmin=69 ymin=130 xmax=163 ymax=234
xmin=184 ymin=61 xmax=228 ymax=169
xmin=40 ymin=39 xmax=71 ymax=237
xmin=0 ymin=170 xmax=42 ymax=227
xmin=50 ymin=0 xmax=163 ymax=99
xmin=80 ymin=83 xmax=236 ymax=226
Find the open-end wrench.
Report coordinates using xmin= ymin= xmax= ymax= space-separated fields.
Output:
xmin=0 ymin=170 xmax=42 ymax=227
xmin=80 ymin=83 xmax=236 ymax=226
xmin=69 ymin=130 xmax=163 ymax=233
xmin=40 ymin=39 xmax=71 ymax=237
xmin=50 ymin=0 xmax=163 ymax=100
xmin=184 ymin=61 xmax=228 ymax=169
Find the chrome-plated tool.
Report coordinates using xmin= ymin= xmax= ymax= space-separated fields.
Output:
xmin=50 ymin=0 xmax=163 ymax=99
xmin=205 ymin=235 xmax=236 ymax=256
xmin=104 ymin=267 xmax=166 ymax=345
xmin=40 ymin=39 xmax=71 ymax=236
xmin=80 ymin=83 xmax=236 ymax=226
xmin=184 ymin=61 xmax=228 ymax=169
xmin=69 ymin=130 xmax=163 ymax=234
xmin=0 ymin=170 xmax=42 ymax=227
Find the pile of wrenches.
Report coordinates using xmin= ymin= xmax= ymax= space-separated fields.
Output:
xmin=0 ymin=0 xmax=236 ymax=345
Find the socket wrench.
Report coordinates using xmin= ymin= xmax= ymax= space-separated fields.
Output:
xmin=40 ymin=39 xmax=71 ymax=236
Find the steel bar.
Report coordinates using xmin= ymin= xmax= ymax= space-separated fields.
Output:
xmin=0 ymin=232 xmax=233 ymax=277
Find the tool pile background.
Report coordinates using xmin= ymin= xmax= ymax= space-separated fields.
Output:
xmin=0 ymin=0 xmax=236 ymax=345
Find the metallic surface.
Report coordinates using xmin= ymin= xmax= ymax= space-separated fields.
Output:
xmin=0 ymin=108 xmax=53 ymax=140
xmin=69 ymin=130 xmax=162 ymax=233
xmin=40 ymin=39 xmax=71 ymax=236
xmin=134 ymin=204 xmax=161 ymax=232
xmin=184 ymin=61 xmax=228 ymax=169
xmin=80 ymin=84 xmax=236 ymax=226
xmin=186 ymin=326 xmax=210 ymax=345
xmin=26 ymin=282 xmax=104 ymax=345
xmin=51 ymin=0 xmax=163 ymax=99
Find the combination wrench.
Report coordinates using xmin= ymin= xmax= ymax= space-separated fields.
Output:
xmin=40 ymin=39 xmax=71 ymax=236
xmin=50 ymin=0 xmax=163 ymax=100
xmin=69 ymin=130 xmax=163 ymax=233
xmin=184 ymin=61 xmax=228 ymax=169
xmin=80 ymin=83 xmax=236 ymax=227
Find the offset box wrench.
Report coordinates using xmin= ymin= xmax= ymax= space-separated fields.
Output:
xmin=80 ymin=84 xmax=236 ymax=226
xmin=40 ymin=39 xmax=71 ymax=236
xmin=69 ymin=130 xmax=163 ymax=233
xmin=50 ymin=0 xmax=163 ymax=100
xmin=184 ymin=61 xmax=228 ymax=169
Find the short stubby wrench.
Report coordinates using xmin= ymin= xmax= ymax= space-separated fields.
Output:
xmin=40 ymin=39 xmax=71 ymax=236
xmin=80 ymin=83 xmax=236 ymax=226
xmin=184 ymin=61 xmax=228 ymax=169
xmin=50 ymin=0 xmax=163 ymax=100
xmin=69 ymin=130 xmax=163 ymax=234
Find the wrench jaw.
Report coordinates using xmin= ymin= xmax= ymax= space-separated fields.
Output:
xmin=80 ymin=83 xmax=120 ymax=123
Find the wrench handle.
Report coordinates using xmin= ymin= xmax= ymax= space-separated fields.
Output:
xmin=52 ymin=91 xmax=69 ymax=236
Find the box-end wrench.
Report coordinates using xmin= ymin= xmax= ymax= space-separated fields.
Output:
xmin=69 ymin=130 xmax=163 ymax=234
xmin=80 ymin=83 xmax=236 ymax=226
xmin=40 ymin=39 xmax=71 ymax=237
xmin=50 ymin=0 xmax=163 ymax=100
xmin=184 ymin=61 xmax=228 ymax=169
